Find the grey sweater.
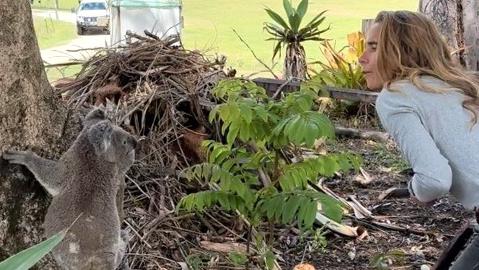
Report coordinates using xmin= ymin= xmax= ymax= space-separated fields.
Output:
xmin=375 ymin=76 xmax=479 ymax=209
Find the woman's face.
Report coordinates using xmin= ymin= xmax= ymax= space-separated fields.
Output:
xmin=359 ymin=23 xmax=384 ymax=90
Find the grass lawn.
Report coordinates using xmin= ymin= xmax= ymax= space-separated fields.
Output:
xmin=33 ymin=15 xmax=78 ymax=81
xmin=32 ymin=0 xmax=79 ymax=11
xmin=181 ymin=0 xmax=418 ymax=76
xmin=34 ymin=16 xmax=76 ymax=49
xmin=32 ymin=0 xmax=417 ymax=76
xmin=45 ymin=65 xmax=82 ymax=82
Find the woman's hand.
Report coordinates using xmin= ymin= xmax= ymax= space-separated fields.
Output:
xmin=410 ymin=196 xmax=436 ymax=207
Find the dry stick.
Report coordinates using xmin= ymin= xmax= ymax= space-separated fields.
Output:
xmin=232 ymin=29 xmax=279 ymax=79
xmin=272 ymin=77 xmax=294 ymax=99
xmin=44 ymin=61 xmax=84 ymax=68
xmin=346 ymin=214 xmax=436 ymax=236
xmin=334 ymin=126 xmax=390 ymax=143
xmin=204 ymin=212 xmax=248 ymax=242
xmin=209 ymin=183 xmax=282 ymax=269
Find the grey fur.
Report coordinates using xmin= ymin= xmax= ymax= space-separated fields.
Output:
xmin=3 ymin=108 xmax=137 ymax=270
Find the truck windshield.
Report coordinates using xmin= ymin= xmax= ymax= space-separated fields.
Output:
xmin=80 ymin=2 xmax=107 ymax=10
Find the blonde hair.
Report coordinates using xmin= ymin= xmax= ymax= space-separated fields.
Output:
xmin=375 ymin=10 xmax=479 ymax=124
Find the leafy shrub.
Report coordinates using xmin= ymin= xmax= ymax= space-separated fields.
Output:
xmin=177 ymin=79 xmax=360 ymax=230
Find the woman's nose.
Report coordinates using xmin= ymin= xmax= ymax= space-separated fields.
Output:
xmin=359 ymin=52 xmax=368 ymax=65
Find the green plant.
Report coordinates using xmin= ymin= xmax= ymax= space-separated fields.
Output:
xmin=228 ymin=251 xmax=248 ymax=267
xmin=264 ymin=0 xmax=329 ymax=79
xmin=310 ymin=32 xmax=366 ymax=90
xmin=0 ymin=229 xmax=66 ymax=270
xmin=177 ymin=79 xmax=360 ymax=268
xmin=369 ymin=249 xmax=406 ymax=270
xmin=311 ymin=225 xmax=328 ymax=252
xmin=186 ymin=253 xmax=211 ymax=270
xmin=372 ymin=144 xmax=409 ymax=173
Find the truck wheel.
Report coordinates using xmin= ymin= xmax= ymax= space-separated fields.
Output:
xmin=77 ymin=26 xmax=84 ymax=35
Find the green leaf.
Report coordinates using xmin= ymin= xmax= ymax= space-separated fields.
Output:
xmin=265 ymin=8 xmax=290 ymax=30
xmin=289 ymin=13 xmax=301 ymax=32
xmin=282 ymin=0 xmax=295 ymax=18
xmin=272 ymin=40 xmax=283 ymax=60
xmin=0 ymin=229 xmax=67 ymax=270
xmin=239 ymin=103 xmax=253 ymax=124
xmin=303 ymin=10 xmax=328 ymax=30
xmin=228 ymin=251 xmax=248 ymax=266
xmin=298 ymin=199 xmax=317 ymax=228
xmin=318 ymin=194 xmax=343 ymax=222
xmin=264 ymin=249 xmax=277 ymax=270
xmin=281 ymin=196 xmax=303 ymax=224
xmin=296 ymin=0 xmax=308 ymax=20
xmin=208 ymin=105 xmax=219 ymax=123
xmin=227 ymin=121 xmax=240 ymax=145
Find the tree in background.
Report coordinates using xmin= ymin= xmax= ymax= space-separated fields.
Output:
xmin=419 ymin=0 xmax=479 ymax=70
xmin=264 ymin=0 xmax=329 ymax=80
xmin=0 ymin=1 xmax=78 ymax=268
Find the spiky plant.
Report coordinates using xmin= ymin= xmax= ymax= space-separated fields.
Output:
xmin=264 ymin=0 xmax=329 ymax=80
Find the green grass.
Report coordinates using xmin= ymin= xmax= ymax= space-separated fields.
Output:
xmin=32 ymin=15 xmax=78 ymax=81
xmin=181 ymin=0 xmax=417 ymax=76
xmin=34 ymin=16 xmax=76 ymax=49
xmin=32 ymin=0 xmax=79 ymax=11
xmin=45 ymin=65 xmax=82 ymax=82
xmin=32 ymin=0 xmax=417 ymax=76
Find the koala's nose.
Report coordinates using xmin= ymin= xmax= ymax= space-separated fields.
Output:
xmin=130 ymin=137 xmax=138 ymax=150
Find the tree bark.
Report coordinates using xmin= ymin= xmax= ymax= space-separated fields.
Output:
xmin=0 ymin=1 xmax=78 ymax=267
xmin=462 ymin=0 xmax=479 ymax=70
xmin=419 ymin=0 xmax=479 ymax=70
xmin=284 ymin=42 xmax=307 ymax=80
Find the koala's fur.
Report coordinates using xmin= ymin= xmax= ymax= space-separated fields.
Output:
xmin=3 ymin=108 xmax=137 ymax=270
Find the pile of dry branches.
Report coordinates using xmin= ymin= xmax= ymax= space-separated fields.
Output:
xmin=54 ymin=33 xmax=241 ymax=269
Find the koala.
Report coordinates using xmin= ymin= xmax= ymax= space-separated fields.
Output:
xmin=3 ymin=108 xmax=137 ymax=270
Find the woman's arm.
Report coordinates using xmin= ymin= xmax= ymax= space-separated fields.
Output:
xmin=375 ymin=89 xmax=452 ymax=203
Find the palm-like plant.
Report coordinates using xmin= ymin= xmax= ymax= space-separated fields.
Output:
xmin=265 ymin=0 xmax=329 ymax=80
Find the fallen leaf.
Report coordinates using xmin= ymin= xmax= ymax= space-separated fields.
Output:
xmin=293 ymin=263 xmax=316 ymax=270
xmin=354 ymin=167 xmax=374 ymax=185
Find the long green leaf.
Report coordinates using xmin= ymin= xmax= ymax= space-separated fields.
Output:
xmin=283 ymin=0 xmax=295 ymax=18
xmin=290 ymin=13 xmax=301 ymax=32
xmin=0 ymin=230 xmax=66 ymax=270
xmin=296 ymin=0 xmax=308 ymax=21
xmin=264 ymin=24 xmax=287 ymax=38
xmin=265 ymin=8 xmax=290 ymax=30
xmin=272 ymin=40 xmax=283 ymax=60
xmin=302 ymin=10 xmax=327 ymax=30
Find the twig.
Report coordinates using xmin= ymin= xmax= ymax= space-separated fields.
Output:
xmin=272 ymin=77 xmax=294 ymax=99
xmin=232 ymin=29 xmax=279 ymax=79
xmin=335 ymin=126 xmax=390 ymax=143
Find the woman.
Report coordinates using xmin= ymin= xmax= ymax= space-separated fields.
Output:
xmin=359 ymin=11 xmax=479 ymax=269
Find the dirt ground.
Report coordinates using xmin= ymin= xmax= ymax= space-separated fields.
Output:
xmin=121 ymin=104 xmax=472 ymax=270
xmin=276 ymin=136 xmax=470 ymax=270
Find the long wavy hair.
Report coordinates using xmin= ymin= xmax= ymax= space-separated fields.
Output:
xmin=375 ymin=10 xmax=479 ymax=124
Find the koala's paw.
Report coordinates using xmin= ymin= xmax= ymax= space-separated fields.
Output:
xmin=2 ymin=150 xmax=31 ymax=166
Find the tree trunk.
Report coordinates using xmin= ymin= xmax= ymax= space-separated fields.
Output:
xmin=462 ymin=0 xmax=479 ymax=70
xmin=419 ymin=0 xmax=479 ymax=70
xmin=284 ymin=42 xmax=307 ymax=80
xmin=0 ymin=1 xmax=78 ymax=267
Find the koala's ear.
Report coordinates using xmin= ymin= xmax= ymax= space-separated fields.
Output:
xmin=83 ymin=107 xmax=107 ymax=127
xmin=87 ymin=120 xmax=113 ymax=155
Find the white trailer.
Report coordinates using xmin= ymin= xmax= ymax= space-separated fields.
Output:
xmin=110 ymin=0 xmax=182 ymax=45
